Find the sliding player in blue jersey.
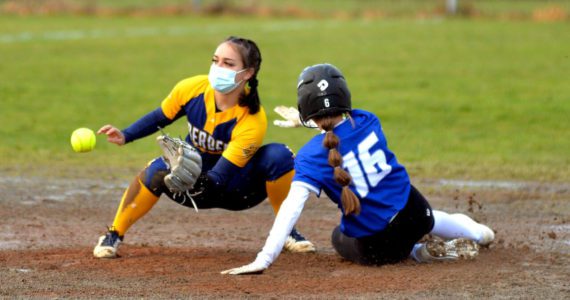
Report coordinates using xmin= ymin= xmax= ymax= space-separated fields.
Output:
xmin=223 ymin=64 xmax=495 ymax=275
xmin=93 ymin=36 xmax=314 ymax=258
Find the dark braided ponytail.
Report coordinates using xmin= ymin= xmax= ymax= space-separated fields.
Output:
xmin=225 ymin=36 xmax=262 ymax=114
xmin=319 ymin=116 xmax=361 ymax=216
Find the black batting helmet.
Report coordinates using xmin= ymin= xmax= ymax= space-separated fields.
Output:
xmin=297 ymin=63 xmax=351 ymax=127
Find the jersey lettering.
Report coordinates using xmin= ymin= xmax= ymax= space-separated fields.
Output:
xmin=188 ymin=122 xmax=228 ymax=153
xmin=358 ymin=131 xmax=392 ymax=187
xmin=342 ymin=151 xmax=368 ymax=197
xmin=342 ymin=131 xmax=392 ymax=198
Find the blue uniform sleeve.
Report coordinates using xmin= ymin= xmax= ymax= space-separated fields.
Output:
xmin=293 ymin=150 xmax=323 ymax=196
xmin=122 ymin=107 xmax=176 ymax=143
xmin=206 ymin=156 xmax=241 ymax=191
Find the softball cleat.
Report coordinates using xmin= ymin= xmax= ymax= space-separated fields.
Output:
xmin=283 ymin=228 xmax=316 ymax=253
xmin=477 ymin=224 xmax=495 ymax=246
xmin=93 ymin=230 xmax=123 ymax=258
xmin=414 ymin=238 xmax=479 ymax=263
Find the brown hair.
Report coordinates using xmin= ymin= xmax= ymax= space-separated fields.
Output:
xmin=319 ymin=116 xmax=361 ymax=216
xmin=225 ymin=36 xmax=262 ymax=114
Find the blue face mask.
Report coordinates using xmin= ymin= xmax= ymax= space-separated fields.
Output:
xmin=208 ymin=63 xmax=246 ymax=94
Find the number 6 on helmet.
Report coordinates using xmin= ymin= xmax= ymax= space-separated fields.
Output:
xmin=296 ymin=64 xmax=351 ymax=128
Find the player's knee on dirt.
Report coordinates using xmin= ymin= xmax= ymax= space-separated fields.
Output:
xmin=331 ymin=226 xmax=364 ymax=264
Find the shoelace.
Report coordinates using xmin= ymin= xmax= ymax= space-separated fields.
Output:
xmin=290 ymin=229 xmax=307 ymax=241
xmin=103 ymin=232 xmax=119 ymax=246
xmin=172 ymin=191 xmax=199 ymax=212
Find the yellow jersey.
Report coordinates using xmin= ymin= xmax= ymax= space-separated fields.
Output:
xmin=160 ymin=75 xmax=267 ymax=168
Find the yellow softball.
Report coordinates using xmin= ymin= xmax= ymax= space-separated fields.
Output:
xmin=70 ymin=127 xmax=96 ymax=153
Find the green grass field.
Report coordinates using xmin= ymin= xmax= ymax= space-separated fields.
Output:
xmin=14 ymin=0 xmax=569 ymax=16
xmin=1 ymin=12 xmax=569 ymax=182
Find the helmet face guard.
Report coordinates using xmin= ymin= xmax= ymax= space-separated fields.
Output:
xmin=296 ymin=64 xmax=351 ymax=128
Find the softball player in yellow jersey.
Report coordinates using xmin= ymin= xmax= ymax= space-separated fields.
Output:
xmin=93 ymin=36 xmax=314 ymax=258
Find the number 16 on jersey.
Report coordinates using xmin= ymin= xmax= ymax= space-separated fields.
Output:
xmin=342 ymin=132 xmax=392 ymax=198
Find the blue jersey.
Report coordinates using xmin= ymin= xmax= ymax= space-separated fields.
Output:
xmin=294 ymin=109 xmax=411 ymax=238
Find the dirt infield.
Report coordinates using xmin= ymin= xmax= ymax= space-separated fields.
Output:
xmin=0 ymin=174 xmax=568 ymax=298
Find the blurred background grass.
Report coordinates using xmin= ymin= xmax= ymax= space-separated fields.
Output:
xmin=1 ymin=0 xmax=569 ymax=182
xmin=2 ymin=0 xmax=569 ymax=18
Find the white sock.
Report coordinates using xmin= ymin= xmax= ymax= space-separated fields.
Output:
xmin=431 ymin=210 xmax=483 ymax=242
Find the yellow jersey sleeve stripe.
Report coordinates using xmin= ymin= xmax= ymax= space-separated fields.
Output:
xmin=161 ymin=75 xmax=209 ymax=120
xmin=222 ymin=106 xmax=267 ymax=167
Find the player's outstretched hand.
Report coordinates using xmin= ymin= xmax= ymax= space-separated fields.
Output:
xmin=221 ymin=261 xmax=267 ymax=275
xmin=273 ymin=105 xmax=302 ymax=128
xmin=97 ymin=125 xmax=125 ymax=146
xmin=273 ymin=105 xmax=318 ymax=128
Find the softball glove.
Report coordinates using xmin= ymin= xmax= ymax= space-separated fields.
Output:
xmin=157 ymin=133 xmax=202 ymax=194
